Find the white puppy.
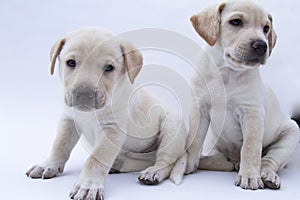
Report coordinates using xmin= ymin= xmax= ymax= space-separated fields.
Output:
xmin=26 ymin=27 xmax=187 ymax=200
xmin=186 ymin=0 xmax=299 ymax=190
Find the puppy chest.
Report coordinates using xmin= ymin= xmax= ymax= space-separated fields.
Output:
xmin=72 ymin=112 xmax=104 ymax=145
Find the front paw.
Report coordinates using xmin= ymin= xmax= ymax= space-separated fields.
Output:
xmin=26 ymin=162 xmax=64 ymax=179
xmin=138 ymin=166 xmax=169 ymax=185
xmin=69 ymin=181 xmax=104 ymax=200
xmin=261 ymin=168 xmax=280 ymax=189
xmin=235 ymin=174 xmax=264 ymax=190
xmin=185 ymin=154 xmax=199 ymax=174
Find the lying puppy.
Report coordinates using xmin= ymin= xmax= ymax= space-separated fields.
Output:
xmin=26 ymin=27 xmax=187 ymax=200
xmin=186 ymin=0 xmax=299 ymax=190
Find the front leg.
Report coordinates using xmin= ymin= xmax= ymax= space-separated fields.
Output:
xmin=26 ymin=117 xmax=79 ymax=179
xmin=70 ymin=125 xmax=126 ymax=200
xmin=186 ymin=105 xmax=210 ymax=174
xmin=235 ymin=111 xmax=265 ymax=190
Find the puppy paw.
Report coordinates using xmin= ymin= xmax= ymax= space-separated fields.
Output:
xmin=138 ymin=166 xmax=169 ymax=185
xmin=235 ymin=174 xmax=264 ymax=190
xmin=261 ymin=169 xmax=280 ymax=189
xmin=26 ymin=162 xmax=64 ymax=179
xmin=69 ymin=182 xmax=104 ymax=200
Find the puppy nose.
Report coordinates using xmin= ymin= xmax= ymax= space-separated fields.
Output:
xmin=74 ymin=85 xmax=94 ymax=99
xmin=251 ymin=40 xmax=267 ymax=56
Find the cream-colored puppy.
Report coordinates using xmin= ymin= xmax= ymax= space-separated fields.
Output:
xmin=186 ymin=0 xmax=299 ymax=190
xmin=26 ymin=27 xmax=187 ymax=200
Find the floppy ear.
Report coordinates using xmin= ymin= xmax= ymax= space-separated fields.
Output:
xmin=120 ymin=41 xmax=143 ymax=84
xmin=267 ymin=14 xmax=277 ymax=56
xmin=190 ymin=3 xmax=225 ymax=46
xmin=50 ymin=39 xmax=66 ymax=75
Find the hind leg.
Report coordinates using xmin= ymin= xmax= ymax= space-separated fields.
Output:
xmin=110 ymin=151 xmax=156 ymax=173
xmin=199 ymin=149 xmax=235 ymax=171
xmin=261 ymin=120 xmax=299 ymax=189
xmin=138 ymin=113 xmax=187 ymax=185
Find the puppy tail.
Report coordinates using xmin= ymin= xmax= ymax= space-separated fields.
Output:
xmin=169 ymin=152 xmax=187 ymax=185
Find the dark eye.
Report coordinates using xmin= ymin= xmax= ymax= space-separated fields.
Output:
xmin=66 ymin=59 xmax=76 ymax=68
xmin=230 ymin=19 xmax=242 ymax=26
xmin=263 ymin=25 xmax=270 ymax=33
xmin=104 ymin=64 xmax=114 ymax=72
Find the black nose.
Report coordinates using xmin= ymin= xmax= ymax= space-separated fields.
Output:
xmin=74 ymin=85 xmax=94 ymax=100
xmin=251 ymin=40 xmax=267 ymax=56
xmin=71 ymin=85 xmax=106 ymax=110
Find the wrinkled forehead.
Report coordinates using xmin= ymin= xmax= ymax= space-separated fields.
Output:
xmin=222 ymin=0 xmax=269 ymax=23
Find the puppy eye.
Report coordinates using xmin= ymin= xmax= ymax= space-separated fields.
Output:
xmin=263 ymin=25 xmax=270 ymax=33
xmin=229 ymin=19 xmax=242 ymax=26
xmin=66 ymin=59 xmax=76 ymax=68
xmin=104 ymin=64 xmax=114 ymax=72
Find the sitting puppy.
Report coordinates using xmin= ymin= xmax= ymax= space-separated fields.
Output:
xmin=26 ymin=27 xmax=187 ymax=200
xmin=186 ymin=0 xmax=299 ymax=190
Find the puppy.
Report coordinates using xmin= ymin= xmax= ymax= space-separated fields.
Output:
xmin=186 ymin=0 xmax=299 ymax=190
xmin=26 ymin=27 xmax=187 ymax=200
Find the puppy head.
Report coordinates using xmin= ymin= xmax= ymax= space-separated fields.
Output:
xmin=190 ymin=0 xmax=277 ymax=70
xmin=50 ymin=27 xmax=143 ymax=112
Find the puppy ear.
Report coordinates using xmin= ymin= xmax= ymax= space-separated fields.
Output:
xmin=50 ymin=39 xmax=66 ymax=75
xmin=120 ymin=41 xmax=143 ymax=84
xmin=267 ymin=14 xmax=277 ymax=56
xmin=190 ymin=3 xmax=225 ymax=46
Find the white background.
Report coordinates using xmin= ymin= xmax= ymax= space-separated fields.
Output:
xmin=0 ymin=0 xmax=299 ymax=199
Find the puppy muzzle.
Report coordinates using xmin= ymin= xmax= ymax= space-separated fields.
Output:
xmin=65 ymin=85 xmax=106 ymax=112
xmin=225 ymin=39 xmax=268 ymax=69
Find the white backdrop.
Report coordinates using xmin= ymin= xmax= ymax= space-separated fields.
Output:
xmin=0 ymin=0 xmax=299 ymax=200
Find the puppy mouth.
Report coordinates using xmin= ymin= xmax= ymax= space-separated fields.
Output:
xmin=73 ymin=104 xmax=96 ymax=112
xmin=225 ymin=52 xmax=264 ymax=70
xmin=71 ymin=102 xmax=106 ymax=112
